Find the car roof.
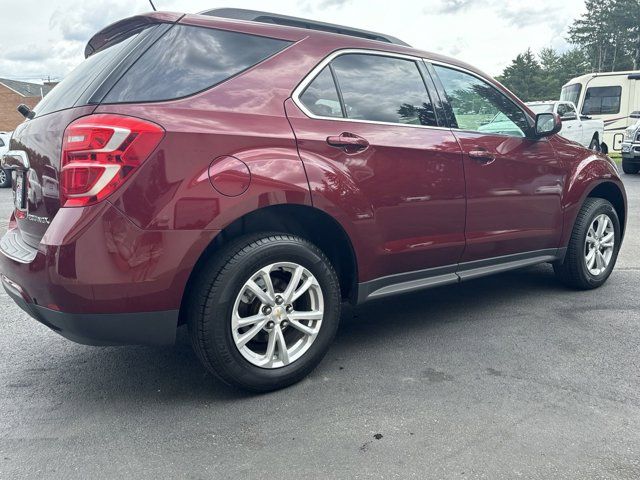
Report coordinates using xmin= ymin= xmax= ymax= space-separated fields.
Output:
xmin=182 ymin=11 xmax=491 ymax=79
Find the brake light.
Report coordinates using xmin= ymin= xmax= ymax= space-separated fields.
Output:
xmin=60 ymin=114 xmax=164 ymax=207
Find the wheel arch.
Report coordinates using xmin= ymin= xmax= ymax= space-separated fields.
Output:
xmin=586 ymin=181 xmax=626 ymax=237
xmin=179 ymin=204 xmax=359 ymax=323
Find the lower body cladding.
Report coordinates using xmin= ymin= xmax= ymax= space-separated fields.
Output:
xmin=0 ymin=202 xmax=219 ymax=346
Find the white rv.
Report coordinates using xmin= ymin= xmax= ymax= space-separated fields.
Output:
xmin=560 ymin=71 xmax=640 ymax=152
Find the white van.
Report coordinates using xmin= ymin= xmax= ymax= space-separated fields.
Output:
xmin=560 ymin=71 xmax=640 ymax=152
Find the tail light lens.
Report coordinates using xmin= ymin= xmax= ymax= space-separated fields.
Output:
xmin=61 ymin=114 xmax=164 ymax=207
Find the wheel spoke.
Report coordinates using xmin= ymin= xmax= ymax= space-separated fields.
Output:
xmin=283 ymin=265 xmax=304 ymax=302
xmin=586 ymin=227 xmax=597 ymax=244
xmin=288 ymin=319 xmax=319 ymax=336
xmin=236 ymin=319 xmax=268 ymax=348
xmin=245 ymin=279 xmax=274 ymax=306
xmin=596 ymin=215 xmax=608 ymax=237
xmin=274 ymin=326 xmax=290 ymax=365
xmin=233 ymin=312 xmax=267 ymax=329
xmin=289 ymin=310 xmax=324 ymax=322
xmin=586 ymin=248 xmax=596 ymax=269
xmin=263 ymin=328 xmax=277 ymax=365
xmin=595 ymin=250 xmax=605 ymax=270
xmin=257 ymin=267 xmax=276 ymax=299
xmin=290 ymin=277 xmax=315 ymax=303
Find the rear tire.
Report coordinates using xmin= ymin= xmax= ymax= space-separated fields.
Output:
xmin=0 ymin=169 xmax=10 ymax=188
xmin=622 ymin=160 xmax=640 ymax=174
xmin=187 ymin=233 xmax=341 ymax=392
xmin=554 ymin=198 xmax=620 ymax=289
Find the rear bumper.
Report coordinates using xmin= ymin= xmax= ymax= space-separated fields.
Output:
xmin=0 ymin=202 xmax=219 ymax=346
xmin=2 ymin=274 xmax=177 ymax=345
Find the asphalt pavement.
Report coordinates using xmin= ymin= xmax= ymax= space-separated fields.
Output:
xmin=1 ymin=175 xmax=639 ymax=479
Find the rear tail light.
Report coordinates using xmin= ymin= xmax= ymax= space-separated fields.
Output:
xmin=60 ymin=114 xmax=164 ymax=207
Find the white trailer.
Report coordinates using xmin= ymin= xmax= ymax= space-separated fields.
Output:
xmin=560 ymin=71 xmax=640 ymax=152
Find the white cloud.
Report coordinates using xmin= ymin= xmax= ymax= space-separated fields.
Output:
xmin=0 ymin=0 xmax=586 ymax=83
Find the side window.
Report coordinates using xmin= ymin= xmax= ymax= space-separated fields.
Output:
xmin=330 ymin=54 xmax=437 ymax=126
xmin=557 ymin=103 xmax=573 ymax=118
xmin=582 ymin=86 xmax=622 ymax=115
xmin=299 ymin=66 xmax=344 ymax=118
xmin=433 ymin=65 xmax=530 ymax=137
xmin=105 ymin=25 xmax=292 ymax=103
xmin=0 ymin=138 xmax=4 ymax=147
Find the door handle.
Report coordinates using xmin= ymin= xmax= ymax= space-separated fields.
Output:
xmin=326 ymin=133 xmax=369 ymax=153
xmin=468 ymin=150 xmax=495 ymax=164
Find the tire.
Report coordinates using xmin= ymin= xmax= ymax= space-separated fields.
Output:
xmin=554 ymin=198 xmax=621 ymax=289
xmin=600 ymin=143 xmax=608 ymax=154
xmin=187 ymin=233 xmax=341 ymax=392
xmin=588 ymin=136 xmax=601 ymax=152
xmin=0 ymin=169 xmax=10 ymax=188
xmin=622 ymin=159 xmax=640 ymax=174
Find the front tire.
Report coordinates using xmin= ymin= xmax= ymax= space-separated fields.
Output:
xmin=554 ymin=198 xmax=621 ymax=289
xmin=622 ymin=159 xmax=640 ymax=174
xmin=0 ymin=169 xmax=10 ymax=188
xmin=187 ymin=233 xmax=341 ymax=392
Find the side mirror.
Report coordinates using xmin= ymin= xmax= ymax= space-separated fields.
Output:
xmin=535 ymin=113 xmax=562 ymax=138
xmin=631 ymin=111 xmax=640 ymax=119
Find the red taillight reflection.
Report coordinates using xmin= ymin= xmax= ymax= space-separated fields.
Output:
xmin=60 ymin=114 xmax=164 ymax=207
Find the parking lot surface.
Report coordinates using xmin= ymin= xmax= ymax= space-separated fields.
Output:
xmin=1 ymin=176 xmax=639 ymax=479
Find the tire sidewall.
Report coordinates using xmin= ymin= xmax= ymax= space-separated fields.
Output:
xmin=576 ymin=201 xmax=621 ymax=287
xmin=0 ymin=169 xmax=10 ymax=188
xmin=200 ymin=238 xmax=340 ymax=390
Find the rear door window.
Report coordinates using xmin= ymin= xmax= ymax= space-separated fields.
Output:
xmin=329 ymin=53 xmax=437 ymax=126
xmin=299 ymin=66 xmax=344 ymax=118
xmin=104 ymin=25 xmax=291 ymax=103
xmin=582 ymin=86 xmax=622 ymax=115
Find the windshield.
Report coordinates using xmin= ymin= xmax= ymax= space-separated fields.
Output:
xmin=560 ymin=83 xmax=582 ymax=107
xmin=527 ymin=104 xmax=554 ymax=114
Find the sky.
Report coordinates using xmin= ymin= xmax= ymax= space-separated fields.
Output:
xmin=0 ymin=0 xmax=586 ymax=83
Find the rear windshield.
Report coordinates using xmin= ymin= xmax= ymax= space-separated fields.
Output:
xmin=103 ymin=25 xmax=292 ymax=103
xmin=33 ymin=31 xmax=146 ymax=117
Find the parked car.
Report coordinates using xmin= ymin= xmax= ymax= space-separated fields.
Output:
xmin=560 ymin=70 xmax=640 ymax=151
xmin=621 ymin=111 xmax=640 ymax=173
xmin=527 ymin=101 xmax=606 ymax=152
xmin=0 ymin=132 xmax=11 ymax=188
xmin=0 ymin=9 xmax=627 ymax=392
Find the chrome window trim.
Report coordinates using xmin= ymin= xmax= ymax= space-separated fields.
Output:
xmin=291 ymin=48 xmax=451 ymax=132
xmin=291 ymin=49 xmax=534 ymax=138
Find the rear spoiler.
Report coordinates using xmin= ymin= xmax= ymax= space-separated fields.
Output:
xmin=84 ymin=11 xmax=183 ymax=58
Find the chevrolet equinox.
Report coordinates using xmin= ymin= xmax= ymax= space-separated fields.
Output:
xmin=0 ymin=9 xmax=627 ymax=391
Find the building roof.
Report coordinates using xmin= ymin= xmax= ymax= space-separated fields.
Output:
xmin=0 ymin=78 xmax=56 ymax=98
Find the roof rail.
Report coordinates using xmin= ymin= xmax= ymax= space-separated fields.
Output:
xmin=200 ymin=8 xmax=410 ymax=47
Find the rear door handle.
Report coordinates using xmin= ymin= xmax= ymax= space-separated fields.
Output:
xmin=468 ymin=150 xmax=495 ymax=164
xmin=326 ymin=133 xmax=369 ymax=153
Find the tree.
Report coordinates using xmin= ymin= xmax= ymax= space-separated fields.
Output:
xmin=497 ymin=49 xmax=545 ymax=101
xmin=568 ymin=0 xmax=640 ymax=72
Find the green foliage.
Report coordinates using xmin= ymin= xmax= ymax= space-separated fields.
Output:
xmin=497 ymin=48 xmax=590 ymax=101
xmin=568 ymin=0 xmax=640 ymax=72
xmin=498 ymin=0 xmax=639 ymax=101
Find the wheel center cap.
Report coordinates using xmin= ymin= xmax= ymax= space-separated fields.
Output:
xmin=273 ymin=306 xmax=286 ymax=322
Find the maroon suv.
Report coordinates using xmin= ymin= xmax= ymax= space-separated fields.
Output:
xmin=0 ymin=9 xmax=626 ymax=391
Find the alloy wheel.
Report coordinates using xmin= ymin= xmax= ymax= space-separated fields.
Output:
xmin=584 ymin=213 xmax=615 ymax=276
xmin=231 ymin=262 xmax=324 ymax=369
